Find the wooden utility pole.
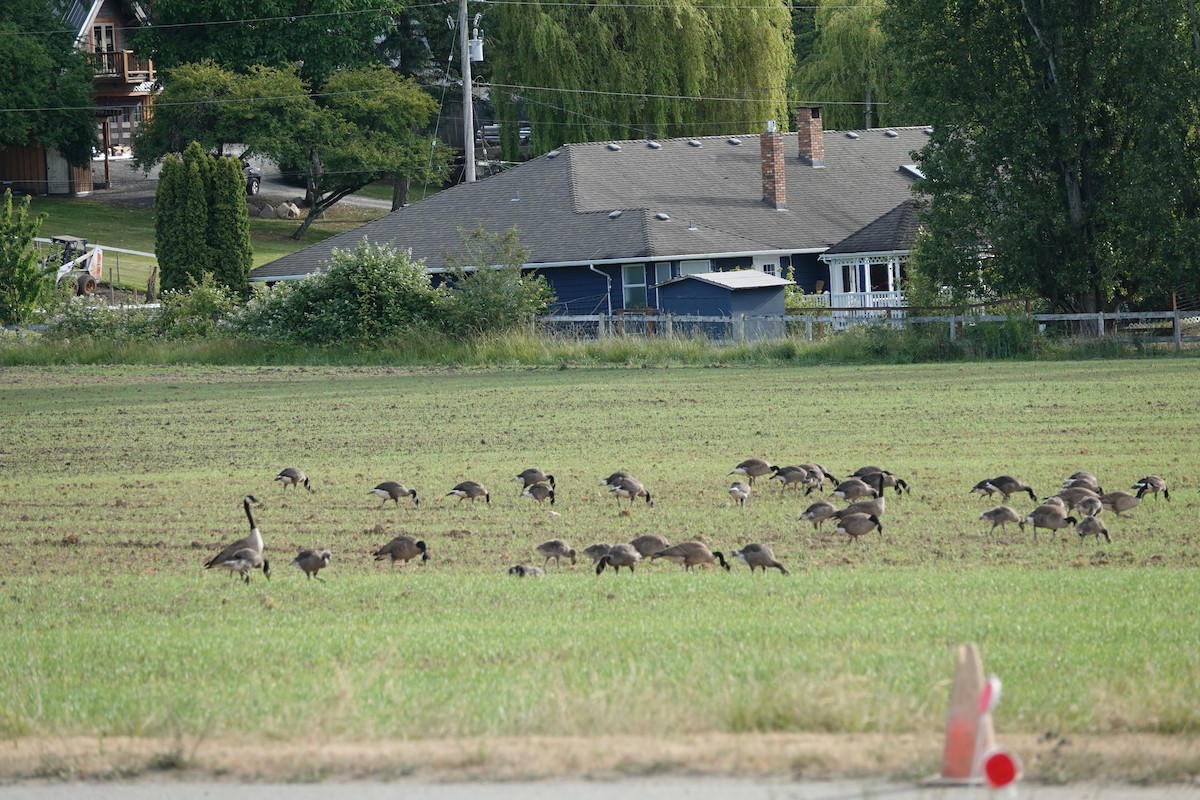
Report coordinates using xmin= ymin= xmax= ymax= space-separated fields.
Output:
xmin=460 ymin=0 xmax=476 ymax=183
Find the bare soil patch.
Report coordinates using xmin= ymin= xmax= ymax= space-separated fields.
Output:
xmin=3 ymin=733 xmax=1197 ymax=785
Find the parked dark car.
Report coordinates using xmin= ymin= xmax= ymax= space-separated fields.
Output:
xmin=243 ymin=163 xmax=262 ymax=196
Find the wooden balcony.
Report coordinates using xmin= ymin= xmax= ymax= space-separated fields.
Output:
xmin=91 ymin=50 xmax=155 ymax=85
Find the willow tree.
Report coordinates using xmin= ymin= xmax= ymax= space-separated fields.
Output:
xmin=489 ymin=0 xmax=792 ymax=155
xmin=795 ymin=0 xmax=900 ymax=131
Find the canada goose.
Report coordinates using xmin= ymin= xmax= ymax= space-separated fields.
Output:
xmin=522 ymin=483 xmax=556 ymax=505
xmin=1063 ymin=477 xmax=1104 ymax=494
xmin=371 ymin=481 xmax=419 ymax=508
xmin=859 ymin=469 xmax=910 ymax=496
xmin=600 ymin=471 xmax=631 ymax=487
xmin=1042 ymin=496 xmax=1068 ymax=510
xmin=583 ymin=543 xmax=612 ymax=564
xmin=980 ymin=505 xmax=1021 ymax=536
xmin=1056 ymin=486 xmax=1101 ymax=509
xmin=771 ymin=465 xmax=815 ymax=491
xmin=732 ymin=543 xmax=789 ymax=575
xmin=1100 ymin=491 xmax=1141 ymax=517
xmin=830 ymin=478 xmax=878 ymax=501
xmin=730 ymin=458 xmax=779 ymax=485
xmin=835 ymin=512 xmax=883 ymax=543
xmin=290 ymin=548 xmax=332 ymax=581
xmin=971 ymin=476 xmax=1037 ymax=502
xmin=799 ymin=501 xmax=838 ymax=530
xmin=728 ymin=481 xmax=751 ymax=507
xmin=798 ymin=463 xmax=840 ymax=487
xmin=372 ymin=535 xmax=429 ymax=566
xmin=1075 ymin=495 xmax=1103 ymax=518
xmin=514 ymin=468 xmax=556 ymax=491
xmin=1022 ymin=504 xmax=1078 ymax=542
xmin=628 ymin=534 xmax=670 ymax=558
xmin=447 ymin=480 xmax=490 ymax=504
xmin=1064 ymin=470 xmax=1100 ymax=486
xmin=596 ymin=543 xmax=641 ymax=574
xmin=535 ymin=539 xmax=576 ymax=568
xmin=651 ymin=541 xmax=730 ymax=572
xmin=508 ymin=564 xmax=545 ymax=578
xmin=217 ymin=548 xmax=270 ymax=584
xmin=275 ymin=467 xmax=313 ymax=492
xmin=205 ymin=496 xmax=264 ymax=570
xmin=1075 ymin=515 xmax=1111 ymax=543
xmin=1132 ymin=476 xmax=1170 ymax=501
xmin=832 ymin=495 xmax=885 ymax=520
xmin=609 ymin=476 xmax=652 ymax=507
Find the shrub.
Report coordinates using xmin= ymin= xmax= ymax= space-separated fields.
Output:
xmin=156 ymin=273 xmax=239 ymax=338
xmin=438 ymin=225 xmax=553 ymax=337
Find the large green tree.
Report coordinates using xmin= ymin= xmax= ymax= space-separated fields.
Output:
xmin=488 ymin=0 xmax=792 ymax=155
xmin=886 ymin=0 xmax=1200 ymax=312
xmin=0 ymin=5 xmax=95 ymax=165
xmin=132 ymin=0 xmax=402 ymax=86
xmin=796 ymin=0 xmax=902 ymax=131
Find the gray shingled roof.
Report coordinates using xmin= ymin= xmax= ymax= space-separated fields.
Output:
xmin=250 ymin=127 xmax=928 ymax=282
xmin=655 ymin=271 xmax=793 ymax=290
xmin=822 ymin=199 xmax=922 ymax=257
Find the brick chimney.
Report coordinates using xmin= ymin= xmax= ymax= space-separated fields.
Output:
xmin=760 ymin=120 xmax=786 ymax=209
xmin=797 ymin=106 xmax=824 ymax=167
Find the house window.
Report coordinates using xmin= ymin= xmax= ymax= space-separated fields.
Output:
xmin=679 ymin=259 xmax=710 ymax=275
xmin=622 ymin=264 xmax=647 ymax=308
xmin=762 ymin=263 xmax=777 ymax=276
xmin=92 ymin=23 xmax=117 ymax=74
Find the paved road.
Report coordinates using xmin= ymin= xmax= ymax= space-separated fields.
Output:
xmin=2 ymin=779 xmax=1197 ymax=800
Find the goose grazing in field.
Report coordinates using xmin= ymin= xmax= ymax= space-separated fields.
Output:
xmin=980 ymin=505 xmax=1022 ymax=536
xmin=371 ymin=481 xmax=419 ymax=508
xmin=650 ymin=542 xmax=730 ymax=572
xmin=799 ymin=500 xmax=838 ymax=530
xmin=1132 ymin=476 xmax=1170 ymax=501
xmin=275 ymin=467 xmax=313 ymax=492
xmin=1063 ymin=476 xmax=1104 ymax=494
xmin=730 ymin=458 xmax=779 ymax=485
xmin=857 ymin=469 xmax=910 ymax=496
xmin=971 ymin=476 xmax=1037 ymax=502
xmin=798 ymin=463 xmax=839 ymax=488
xmin=1075 ymin=495 xmax=1103 ymax=518
xmin=835 ymin=512 xmax=883 ymax=543
xmin=372 ymin=535 xmax=429 ymax=567
xmin=732 ymin=543 xmax=789 ymax=575
xmin=217 ymin=548 xmax=270 ymax=584
xmin=514 ymin=468 xmax=556 ymax=491
xmin=1041 ymin=496 xmax=1068 ymax=511
xmin=583 ymin=543 xmax=612 ymax=565
xmin=596 ymin=543 xmax=641 ymax=574
xmin=1064 ymin=470 xmax=1100 ymax=487
xmin=205 ymin=496 xmax=264 ymax=571
xmin=830 ymin=478 xmax=879 ymax=501
xmin=535 ymin=539 xmax=576 ymax=568
xmin=508 ymin=564 xmax=545 ymax=578
xmin=609 ymin=476 xmax=653 ymax=507
xmin=1055 ymin=486 xmax=1100 ymax=509
xmin=728 ymin=481 xmax=751 ymax=507
xmin=1075 ymin=515 xmax=1111 ymax=543
xmin=523 ymin=483 xmax=555 ymax=505
xmin=1100 ymin=491 xmax=1141 ymax=517
xmin=1022 ymin=504 xmax=1078 ymax=542
xmin=771 ymin=465 xmax=815 ymax=492
xmin=832 ymin=495 xmax=885 ymax=520
xmin=446 ymin=480 xmax=490 ymax=504
xmin=290 ymin=548 xmax=332 ymax=581
xmin=600 ymin=471 xmax=631 ymax=488
xmin=628 ymin=534 xmax=670 ymax=558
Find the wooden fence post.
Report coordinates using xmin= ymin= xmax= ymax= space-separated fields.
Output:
xmin=664 ymin=315 xmax=673 ymax=340
xmin=948 ymin=315 xmax=956 ymax=341
xmin=1174 ymin=310 xmax=1183 ymax=351
xmin=805 ymin=316 xmax=813 ymax=342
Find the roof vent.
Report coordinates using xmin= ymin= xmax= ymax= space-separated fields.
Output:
xmin=845 ymin=131 xmax=860 ymax=139
xmin=608 ymin=210 xmax=622 ymax=219
xmin=688 ymin=139 xmax=702 ymax=147
xmin=511 ymin=190 xmax=520 ymax=202
xmin=687 ymin=219 xmax=698 ymax=231
xmin=606 ymin=142 xmax=621 ymax=151
xmin=546 ymin=149 xmax=560 ymax=159
xmin=655 ymin=212 xmax=670 ymax=221
xmin=727 ymin=137 xmax=742 ymax=146
xmin=647 ymin=141 xmax=662 ymax=150
xmin=884 ymin=129 xmax=899 ymax=138
xmin=923 ymin=126 xmax=934 ymax=135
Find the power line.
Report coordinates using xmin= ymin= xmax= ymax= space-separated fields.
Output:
xmin=489 ymin=82 xmax=884 ymax=105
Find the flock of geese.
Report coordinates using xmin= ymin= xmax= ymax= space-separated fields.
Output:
xmin=201 ymin=463 xmax=1171 ymax=583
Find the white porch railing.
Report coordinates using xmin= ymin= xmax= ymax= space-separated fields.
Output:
xmin=828 ymin=290 xmax=907 ymax=309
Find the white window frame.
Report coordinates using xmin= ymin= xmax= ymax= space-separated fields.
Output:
xmin=622 ymin=263 xmax=647 ymax=309
xmin=679 ymin=259 xmax=710 ymax=275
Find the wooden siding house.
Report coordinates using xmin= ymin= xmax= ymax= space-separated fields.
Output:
xmin=0 ymin=0 xmax=153 ymax=196
xmin=251 ymin=108 xmax=929 ymax=316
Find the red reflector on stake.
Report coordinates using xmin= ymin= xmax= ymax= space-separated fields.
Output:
xmin=983 ymin=749 xmax=1020 ymax=789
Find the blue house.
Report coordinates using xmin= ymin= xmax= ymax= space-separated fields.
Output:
xmin=655 ymin=271 xmax=792 ymax=340
xmin=250 ymin=108 xmax=928 ymax=316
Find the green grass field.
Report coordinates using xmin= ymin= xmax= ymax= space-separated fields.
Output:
xmin=1 ymin=361 xmax=1198 ymax=777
